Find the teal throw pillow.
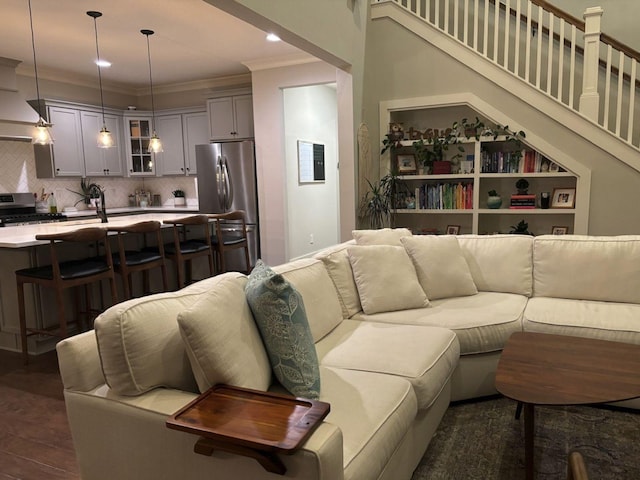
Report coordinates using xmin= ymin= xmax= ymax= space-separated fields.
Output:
xmin=245 ymin=260 xmax=321 ymax=399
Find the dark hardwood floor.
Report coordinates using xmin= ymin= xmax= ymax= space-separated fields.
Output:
xmin=0 ymin=349 xmax=80 ymax=479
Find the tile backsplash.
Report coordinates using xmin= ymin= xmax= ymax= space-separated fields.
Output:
xmin=0 ymin=140 xmax=198 ymax=210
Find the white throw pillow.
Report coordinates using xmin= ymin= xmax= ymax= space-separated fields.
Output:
xmin=352 ymin=228 xmax=413 ymax=246
xmin=401 ymin=235 xmax=478 ymax=300
xmin=177 ymin=274 xmax=272 ymax=393
xmin=347 ymin=245 xmax=429 ymax=314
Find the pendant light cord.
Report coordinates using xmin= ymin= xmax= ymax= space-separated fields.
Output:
xmin=144 ymin=33 xmax=156 ymax=126
xmin=91 ymin=16 xmax=107 ymax=125
xmin=27 ymin=0 xmax=43 ymax=120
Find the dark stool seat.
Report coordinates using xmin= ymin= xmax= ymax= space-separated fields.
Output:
xmin=108 ymin=221 xmax=168 ymax=299
xmin=162 ymin=215 xmax=214 ymax=288
xmin=16 ymin=227 xmax=117 ymax=364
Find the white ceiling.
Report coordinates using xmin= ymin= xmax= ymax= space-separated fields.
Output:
xmin=0 ymin=0 xmax=304 ymax=90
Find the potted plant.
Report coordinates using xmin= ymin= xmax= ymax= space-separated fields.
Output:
xmin=359 ymin=171 xmax=405 ymax=229
xmin=509 ymin=219 xmax=534 ymax=235
xmin=487 ymin=189 xmax=502 ymax=209
xmin=459 ymin=116 xmax=487 ymax=140
xmin=412 ymin=125 xmax=465 ymax=175
xmin=67 ymin=177 xmax=102 ymax=207
xmin=172 ymin=189 xmax=186 ymax=206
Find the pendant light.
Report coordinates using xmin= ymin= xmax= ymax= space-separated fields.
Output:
xmin=28 ymin=0 xmax=53 ymax=145
xmin=141 ymin=29 xmax=162 ymax=153
xmin=87 ymin=11 xmax=114 ymax=148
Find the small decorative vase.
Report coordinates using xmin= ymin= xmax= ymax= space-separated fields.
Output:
xmin=487 ymin=196 xmax=502 ymax=209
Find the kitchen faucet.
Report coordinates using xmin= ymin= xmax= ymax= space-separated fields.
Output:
xmin=89 ymin=184 xmax=108 ymax=223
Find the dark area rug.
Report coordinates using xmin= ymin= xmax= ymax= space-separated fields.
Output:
xmin=412 ymin=396 xmax=640 ymax=480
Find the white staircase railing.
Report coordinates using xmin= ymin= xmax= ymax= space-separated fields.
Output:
xmin=372 ymin=0 xmax=640 ymax=150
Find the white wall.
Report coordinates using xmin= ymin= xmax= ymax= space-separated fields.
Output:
xmin=283 ymin=84 xmax=339 ymax=259
xmin=250 ymin=60 xmax=354 ymax=265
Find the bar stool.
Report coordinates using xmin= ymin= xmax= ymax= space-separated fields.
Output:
xmin=209 ymin=210 xmax=251 ymax=274
xmin=15 ymin=227 xmax=117 ymax=364
xmin=108 ymin=221 xmax=168 ymax=299
xmin=162 ymin=215 xmax=215 ymax=288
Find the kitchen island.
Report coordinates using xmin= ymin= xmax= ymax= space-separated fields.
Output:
xmin=0 ymin=210 xmax=206 ymax=355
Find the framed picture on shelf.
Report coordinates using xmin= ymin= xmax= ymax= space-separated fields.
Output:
xmin=446 ymin=225 xmax=461 ymax=235
xmin=551 ymin=226 xmax=569 ymax=235
xmin=551 ymin=188 xmax=576 ymax=208
xmin=396 ymin=153 xmax=417 ymax=175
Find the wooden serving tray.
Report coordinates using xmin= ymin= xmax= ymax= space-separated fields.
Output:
xmin=166 ymin=384 xmax=330 ymax=475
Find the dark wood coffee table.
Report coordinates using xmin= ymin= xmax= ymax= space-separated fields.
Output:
xmin=495 ymin=332 xmax=640 ymax=480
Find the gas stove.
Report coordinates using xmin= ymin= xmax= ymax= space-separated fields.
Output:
xmin=0 ymin=193 xmax=67 ymax=227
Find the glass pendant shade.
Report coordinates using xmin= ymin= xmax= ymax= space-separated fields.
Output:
xmin=148 ymin=132 xmax=163 ymax=153
xmin=32 ymin=117 xmax=53 ymax=145
xmin=97 ymin=125 xmax=114 ymax=148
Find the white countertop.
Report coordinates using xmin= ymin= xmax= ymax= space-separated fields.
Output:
xmin=0 ymin=210 xmax=204 ymax=248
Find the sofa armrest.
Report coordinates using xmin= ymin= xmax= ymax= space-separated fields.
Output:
xmin=57 ymin=330 xmax=104 ymax=392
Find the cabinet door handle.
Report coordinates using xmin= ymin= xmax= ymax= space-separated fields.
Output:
xmin=181 ymin=167 xmax=184 ymax=172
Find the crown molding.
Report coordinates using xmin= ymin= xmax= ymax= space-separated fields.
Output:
xmin=135 ymin=73 xmax=252 ymax=96
xmin=242 ymin=52 xmax=319 ymax=72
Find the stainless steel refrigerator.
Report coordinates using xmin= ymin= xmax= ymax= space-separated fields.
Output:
xmin=196 ymin=140 xmax=259 ymax=271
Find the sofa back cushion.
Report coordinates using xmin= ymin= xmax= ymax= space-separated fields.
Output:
xmin=177 ymin=275 xmax=271 ymax=393
xmin=273 ymin=258 xmax=343 ymax=342
xmin=352 ymin=228 xmax=412 ymax=246
xmin=401 ymin=235 xmax=478 ymax=300
xmin=348 ymin=245 xmax=429 ymax=314
xmin=533 ymin=235 xmax=640 ymax=303
xmin=94 ymin=275 xmax=244 ymax=396
xmin=458 ymin=234 xmax=533 ymax=296
xmin=313 ymin=241 xmax=362 ymax=318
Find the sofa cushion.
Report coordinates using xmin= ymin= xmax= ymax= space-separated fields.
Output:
xmin=177 ymin=275 xmax=271 ymax=393
xmin=313 ymin=242 xmax=362 ymax=318
xmin=246 ymin=261 xmax=321 ymax=399
xmin=317 ymin=366 xmax=417 ymax=480
xmin=401 ymin=235 xmax=478 ymax=300
xmin=352 ymin=292 xmax=527 ymax=355
xmin=458 ymin=234 xmax=533 ymax=296
xmin=273 ymin=257 xmax=343 ymax=341
xmin=316 ymin=320 xmax=459 ymax=410
xmin=352 ymin=227 xmax=412 ymax=246
xmin=533 ymin=235 xmax=640 ymax=304
xmin=348 ymin=245 xmax=429 ymax=314
xmin=523 ymin=296 xmax=640 ymax=344
xmin=94 ymin=275 xmax=244 ymax=396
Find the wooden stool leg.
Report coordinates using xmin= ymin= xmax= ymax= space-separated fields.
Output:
xmin=16 ymin=279 xmax=29 ymax=365
xmin=160 ymin=262 xmax=169 ymax=292
xmin=243 ymin=245 xmax=250 ymax=274
xmin=56 ymin=285 xmax=68 ymax=338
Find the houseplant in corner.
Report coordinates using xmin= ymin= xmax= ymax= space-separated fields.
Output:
xmin=487 ymin=189 xmax=502 ymax=209
xmin=172 ymin=189 xmax=186 ymax=206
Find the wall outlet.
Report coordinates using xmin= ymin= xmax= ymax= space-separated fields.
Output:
xmin=309 ymin=234 xmax=314 ymax=245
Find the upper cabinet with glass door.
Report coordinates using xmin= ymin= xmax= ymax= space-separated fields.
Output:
xmin=124 ymin=116 xmax=156 ymax=175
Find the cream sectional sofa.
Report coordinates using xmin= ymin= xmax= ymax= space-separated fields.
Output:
xmin=56 ymin=231 xmax=640 ymax=480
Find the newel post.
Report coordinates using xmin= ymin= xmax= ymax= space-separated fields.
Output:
xmin=579 ymin=6 xmax=604 ymax=121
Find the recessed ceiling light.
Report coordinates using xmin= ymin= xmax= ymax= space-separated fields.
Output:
xmin=95 ymin=59 xmax=111 ymax=68
xmin=266 ymin=33 xmax=281 ymax=42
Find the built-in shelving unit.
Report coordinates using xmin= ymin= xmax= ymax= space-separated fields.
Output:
xmin=379 ymin=98 xmax=590 ymax=235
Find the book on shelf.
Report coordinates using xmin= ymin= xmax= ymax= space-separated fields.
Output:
xmin=416 ymin=182 xmax=473 ymax=210
xmin=481 ymin=149 xmax=556 ymax=174
xmin=509 ymin=205 xmax=537 ymax=209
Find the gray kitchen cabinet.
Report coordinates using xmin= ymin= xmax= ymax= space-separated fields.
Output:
xmin=207 ymin=95 xmax=253 ymax=141
xmin=81 ymin=111 xmax=124 ymax=176
xmin=34 ymin=106 xmax=85 ymax=177
xmin=154 ymin=114 xmax=184 ymax=176
xmin=181 ymin=111 xmax=209 ymax=175
xmin=124 ymin=116 xmax=155 ymax=176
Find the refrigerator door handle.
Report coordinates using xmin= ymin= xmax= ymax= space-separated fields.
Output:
xmin=222 ymin=156 xmax=234 ymax=211
xmin=216 ymin=156 xmax=225 ymax=207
